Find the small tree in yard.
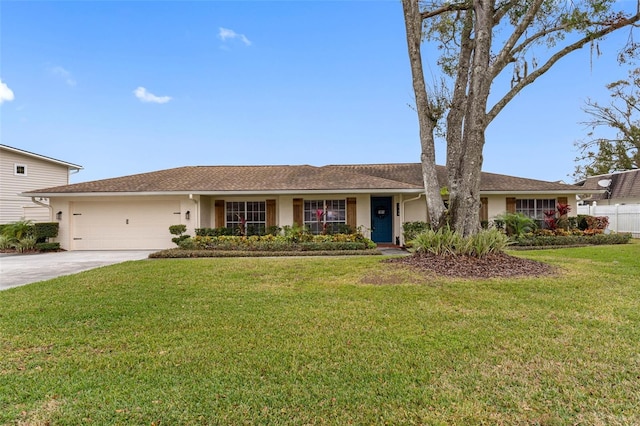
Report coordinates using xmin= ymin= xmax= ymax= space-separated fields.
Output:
xmin=574 ymin=68 xmax=640 ymax=180
xmin=169 ymin=224 xmax=190 ymax=246
xmin=401 ymin=0 xmax=640 ymax=237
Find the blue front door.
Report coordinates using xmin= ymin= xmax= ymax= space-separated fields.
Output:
xmin=371 ymin=197 xmax=393 ymax=243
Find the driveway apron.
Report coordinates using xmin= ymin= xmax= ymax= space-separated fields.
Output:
xmin=0 ymin=251 xmax=154 ymax=290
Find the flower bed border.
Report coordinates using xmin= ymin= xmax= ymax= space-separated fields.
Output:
xmin=150 ymin=249 xmax=382 ymax=258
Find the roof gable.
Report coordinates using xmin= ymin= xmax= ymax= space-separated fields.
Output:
xmin=0 ymin=144 xmax=83 ymax=171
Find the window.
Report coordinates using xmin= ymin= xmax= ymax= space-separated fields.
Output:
xmin=304 ymin=199 xmax=346 ymax=234
xmin=14 ymin=164 xmax=27 ymax=176
xmin=516 ymin=199 xmax=555 ymax=221
xmin=226 ymin=201 xmax=266 ymax=235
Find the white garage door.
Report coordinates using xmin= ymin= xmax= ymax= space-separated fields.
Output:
xmin=71 ymin=200 xmax=181 ymax=250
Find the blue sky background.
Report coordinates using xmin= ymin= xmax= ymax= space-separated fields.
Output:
xmin=0 ymin=1 xmax=636 ymax=184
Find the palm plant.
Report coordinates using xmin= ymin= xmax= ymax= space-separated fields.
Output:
xmin=495 ymin=213 xmax=536 ymax=238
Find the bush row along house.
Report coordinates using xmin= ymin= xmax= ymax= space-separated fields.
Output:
xmin=17 ymin=156 xmax=599 ymax=250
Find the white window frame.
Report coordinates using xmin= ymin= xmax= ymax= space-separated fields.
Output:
xmin=515 ymin=198 xmax=556 ymax=221
xmin=303 ymin=199 xmax=346 ymax=234
xmin=14 ymin=164 xmax=27 ymax=176
xmin=226 ymin=201 xmax=266 ymax=235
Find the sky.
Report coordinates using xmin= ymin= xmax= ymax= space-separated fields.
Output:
xmin=0 ymin=1 xmax=637 ymax=184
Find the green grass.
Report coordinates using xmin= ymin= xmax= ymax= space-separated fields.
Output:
xmin=1 ymin=243 xmax=640 ymax=424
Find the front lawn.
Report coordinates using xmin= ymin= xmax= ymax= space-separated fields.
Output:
xmin=1 ymin=243 xmax=639 ymax=424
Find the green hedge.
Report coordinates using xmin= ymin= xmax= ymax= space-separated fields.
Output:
xmin=34 ymin=222 xmax=59 ymax=241
xmin=35 ymin=242 xmax=61 ymax=251
xmin=512 ymin=233 xmax=632 ymax=247
xmin=402 ymin=221 xmax=430 ymax=242
xmin=178 ymin=234 xmax=376 ymax=252
xmin=195 ymin=227 xmax=234 ymax=237
xmin=150 ymin=249 xmax=381 ymax=258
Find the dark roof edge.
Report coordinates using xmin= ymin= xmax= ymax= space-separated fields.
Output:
xmin=1 ymin=144 xmax=83 ymax=170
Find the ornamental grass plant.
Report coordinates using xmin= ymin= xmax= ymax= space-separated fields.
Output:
xmin=410 ymin=227 xmax=510 ymax=258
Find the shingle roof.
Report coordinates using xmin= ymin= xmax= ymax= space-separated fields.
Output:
xmin=25 ymin=163 xmax=583 ymax=195
xmin=575 ymin=169 xmax=640 ymax=200
xmin=328 ymin=164 xmax=581 ymax=192
xmin=26 ymin=165 xmax=422 ymax=194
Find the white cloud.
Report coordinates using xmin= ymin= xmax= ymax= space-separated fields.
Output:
xmin=218 ymin=27 xmax=251 ymax=46
xmin=51 ymin=66 xmax=77 ymax=86
xmin=0 ymin=78 xmax=15 ymax=104
xmin=133 ymin=87 xmax=172 ymax=104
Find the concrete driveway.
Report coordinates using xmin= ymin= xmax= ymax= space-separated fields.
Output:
xmin=0 ymin=251 xmax=155 ymax=291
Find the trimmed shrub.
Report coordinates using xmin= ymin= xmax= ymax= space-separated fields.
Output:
xmin=585 ymin=216 xmax=609 ymax=230
xmin=576 ymin=214 xmax=591 ymax=230
xmin=266 ymin=225 xmax=281 ymax=236
xmin=35 ymin=242 xmax=61 ymax=251
xmin=169 ymin=224 xmax=187 ymax=235
xmin=150 ymin=249 xmax=381 ymax=259
xmin=34 ymin=222 xmax=59 ymax=243
xmin=298 ymin=241 xmax=371 ymax=251
xmin=177 ymin=232 xmax=376 ymax=252
xmin=195 ymin=227 xmax=234 ymax=237
xmin=513 ymin=232 xmax=632 ymax=247
xmin=402 ymin=221 xmax=430 ymax=243
xmin=169 ymin=224 xmax=190 ymax=246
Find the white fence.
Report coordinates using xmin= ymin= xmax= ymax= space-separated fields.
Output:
xmin=577 ymin=204 xmax=640 ymax=238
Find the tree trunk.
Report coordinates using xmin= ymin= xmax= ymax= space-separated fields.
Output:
xmin=401 ymin=0 xmax=640 ymax=238
xmin=401 ymin=0 xmax=446 ymax=229
xmin=447 ymin=0 xmax=494 ymax=237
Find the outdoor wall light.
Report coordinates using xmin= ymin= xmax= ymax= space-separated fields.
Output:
xmin=56 ymin=211 xmax=62 ymax=220
xmin=185 ymin=210 xmax=191 ymax=220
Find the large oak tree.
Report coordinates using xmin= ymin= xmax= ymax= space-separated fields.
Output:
xmin=402 ymin=0 xmax=640 ymax=236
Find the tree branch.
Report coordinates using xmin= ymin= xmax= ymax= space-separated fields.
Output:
xmin=490 ymin=0 xmax=545 ymax=75
xmin=493 ymin=0 xmax=516 ymax=23
xmin=487 ymin=13 xmax=640 ymax=123
xmin=420 ymin=1 xmax=472 ymax=20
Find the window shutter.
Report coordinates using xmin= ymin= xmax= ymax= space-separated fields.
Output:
xmin=215 ymin=200 xmax=225 ymax=228
xmin=480 ymin=197 xmax=488 ymax=222
xmin=557 ymin=196 xmax=568 ymax=218
xmin=266 ymin=199 xmax=276 ymax=227
xmin=346 ymin=197 xmax=357 ymax=229
xmin=506 ymin=197 xmax=516 ymax=213
xmin=293 ymin=198 xmax=303 ymax=226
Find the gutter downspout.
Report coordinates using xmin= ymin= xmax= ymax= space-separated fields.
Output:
xmin=189 ymin=194 xmax=199 ymax=230
xmin=31 ymin=197 xmax=53 ymax=221
xmin=400 ymin=193 xmax=423 ymax=246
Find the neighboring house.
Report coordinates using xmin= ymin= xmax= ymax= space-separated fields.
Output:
xmin=575 ymin=169 xmax=640 ymax=205
xmin=24 ymin=163 xmax=594 ymax=251
xmin=0 ymin=144 xmax=82 ymax=224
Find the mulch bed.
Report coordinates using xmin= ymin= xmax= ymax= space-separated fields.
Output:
xmin=385 ymin=252 xmax=556 ymax=279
